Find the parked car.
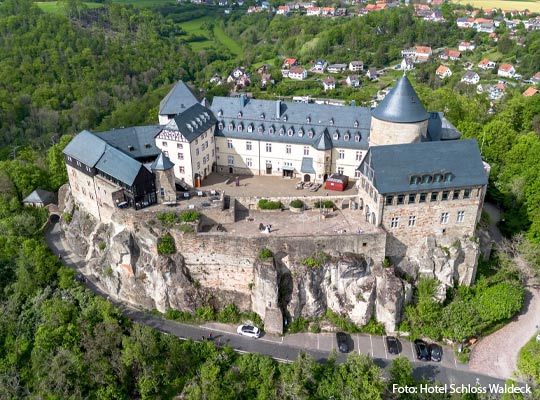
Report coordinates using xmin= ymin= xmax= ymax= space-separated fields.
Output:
xmin=336 ymin=332 xmax=349 ymax=353
xmin=237 ymin=325 xmax=261 ymax=338
xmin=429 ymin=343 xmax=443 ymax=362
xmin=414 ymin=339 xmax=430 ymax=361
xmin=386 ymin=336 xmax=400 ymax=354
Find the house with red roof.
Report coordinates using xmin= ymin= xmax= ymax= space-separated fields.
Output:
xmin=523 ymin=87 xmax=539 ymax=97
xmin=498 ymin=63 xmax=515 ymax=78
xmin=436 ymin=65 xmax=452 ymax=79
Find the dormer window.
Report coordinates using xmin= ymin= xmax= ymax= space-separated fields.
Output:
xmin=434 ymin=173 xmax=443 ymax=183
xmin=258 ymin=125 xmax=264 ymax=133
xmin=229 ymin=123 xmax=234 ymax=131
xmin=355 ymin=133 xmax=361 ymax=142
xmin=237 ymin=124 xmax=243 ymax=132
xmin=260 ymin=113 xmax=265 ymax=119
xmin=128 ymin=145 xmax=134 ymax=151
xmin=329 ymin=118 xmax=334 ymax=125
xmin=187 ymin=123 xmax=193 ymax=132
xmin=298 ymin=128 xmax=304 ymax=137
xmin=354 ymin=120 xmax=359 ymax=128
xmin=306 ymin=116 xmax=311 ymax=123
xmin=218 ymin=110 xmax=223 ymax=117
xmin=247 ymin=124 xmax=253 ymax=133
xmin=333 ymin=131 xmax=339 ymax=140
xmin=444 ymin=173 xmax=453 ymax=182
xmin=344 ymin=133 xmax=350 ymax=141
xmin=204 ymin=112 xmax=210 ymax=119
xmin=288 ymin=129 xmax=294 ymax=136
xmin=409 ymin=175 xmax=420 ymax=185
xmin=279 ymin=127 xmax=285 ymax=135
xmin=196 ymin=117 xmax=202 ymax=125
xmin=237 ymin=111 xmax=243 ymax=118
xmin=422 ymin=175 xmax=433 ymax=184
xmin=308 ymin=130 xmax=314 ymax=138
xmin=269 ymin=126 xmax=274 ymax=134
xmin=218 ymin=122 xmax=224 ymax=130
xmin=283 ymin=115 xmax=287 ymax=122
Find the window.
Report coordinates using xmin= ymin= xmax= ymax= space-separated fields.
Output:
xmin=197 ymin=162 xmax=200 ymax=169
xmin=196 ymin=148 xmax=199 ymax=156
xmin=422 ymin=175 xmax=432 ymax=184
xmin=288 ymin=129 xmax=294 ymax=136
xmin=218 ymin=122 xmax=223 ymax=130
xmin=260 ymin=113 xmax=265 ymax=119
xmin=162 ymin=141 xmax=168 ymax=147
xmin=179 ymin=166 xmax=185 ymax=174
xmin=266 ymin=143 xmax=272 ymax=152
xmin=408 ymin=193 xmax=416 ymax=204
xmin=269 ymin=127 xmax=274 ymax=134
xmin=298 ymin=129 xmax=304 ymax=137
xmin=195 ymin=139 xmax=198 ymax=145
xmin=354 ymin=120 xmax=359 ymax=128
xmin=391 ymin=217 xmax=399 ymax=228
xmin=227 ymin=156 xmax=234 ymax=165
xmin=333 ymin=132 xmax=339 ymax=140
xmin=430 ymin=192 xmax=439 ymax=202
xmin=163 ymin=151 xmax=169 ymax=157
xmin=434 ymin=173 xmax=443 ymax=183
xmin=457 ymin=210 xmax=465 ymax=223
xmin=178 ymin=153 xmax=184 ymax=160
xmin=410 ymin=176 xmax=420 ymax=185
xmin=463 ymin=189 xmax=471 ymax=199
xmin=453 ymin=190 xmax=460 ymax=200
xmin=444 ymin=173 xmax=453 ymax=182
xmin=246 ymin=141 xmax=252 ymax=151
xmin=211 ymin=136 xmax=214 ymax=143
xmin=237 ymin=124 xmax=243 ymax=132
xmin=212 ymin=149 xmax=215 ymax=157
xmin=339 ymin=150 xmax=345 ymax=159
xmin=227 ymin=139 xmax=233 ymax=149
xmin=442 ymin=191 xmax=450 ymax=201
xmin=344 ymin=133 xmax=350 ymax=141
xmin=246 ymin=158 xmax=253 ymax=167
xmin=247 ymin=124 xmax=253 ymax=133
xmin=67 ymin=156 xmax=72 ymax=162
xmin=419 ymin=193 xmax=427 ymax=203
xmin=303 ymin=146 xmax=309 ymax=156
xmin=329 ymin=118 xmax=334 ymax=125
xmin=386 ymin=195 xmax=394 ymax=205
xmin=356 ymin=151 xmax=362 ymax=161
xmin=308 ymin=130 xmax=314 ymax=138
xmin=355 ymin=170 xmax=361 ymax=178
xmin=258 ymin=126 xmax=264 ymax=133
xmin=306 ymin=116 xmax=311 ymax=123
xmin=229 ymin=123 xmax=234 ymax=131
xmin=286 ymin=144 xmax=291 ymax=154
xmin=355 ymin=135 xmax=361 ymax=142
xmin=337 ymin=167 xmax=344 ymax=174
xmin=279 ymin=128 xmax=285 ymax=135
xmin=408 ymin=215 xmax=416 ymax=227
xmin=397 ymin=195 xmax=405 ymax=205
xmin=440 ymin=212 xmax=449 ymax=224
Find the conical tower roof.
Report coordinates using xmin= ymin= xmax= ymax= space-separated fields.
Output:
xmin=371 ymin=75 xmax=429 ymax=123
xmin=151 ymin=152 xmax=174 ymax=171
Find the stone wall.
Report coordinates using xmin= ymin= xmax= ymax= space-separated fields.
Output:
xmin=369 ymin=118 xmax=428 ymax=146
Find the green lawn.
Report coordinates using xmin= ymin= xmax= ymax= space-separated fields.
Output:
xmin=36 ymin=1 xmax=104 ymax=13
xmin=179 ymin=16 xmax=241 ymax=55
xmin=213 ymin=24 xmax=241 ymax=55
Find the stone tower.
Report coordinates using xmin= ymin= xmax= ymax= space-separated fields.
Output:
xmin=369 ymin=75 xmax=430 ymax=147
xmin=151 ymin=152 xmax=176 ymax=204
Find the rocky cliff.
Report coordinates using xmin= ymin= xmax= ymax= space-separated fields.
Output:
xmin=58 ymin=186 xmax=485 ymax=334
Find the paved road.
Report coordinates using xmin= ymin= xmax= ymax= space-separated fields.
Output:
xmin=44 ymin=220 xmax=519 ymax=389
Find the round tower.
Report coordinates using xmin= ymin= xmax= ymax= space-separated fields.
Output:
xmin=151 ymin=152 xmax=176 ymax=204
xmin=369 ymin=74 xmax=430 ymax=147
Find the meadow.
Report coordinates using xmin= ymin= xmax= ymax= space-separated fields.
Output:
xmin=179 ymin=16 xmax=241 ymax=55
xmin=452 ymin=0 xmax=540 ymax=13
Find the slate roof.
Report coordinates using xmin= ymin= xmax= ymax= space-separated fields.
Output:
xmin=23 ymin=189 xmax=55 ymax=205
xmin=301 ymin=157 xmax=315 ymax=173
xmin=159 ymin=81 xmax=200 ymax=116
xmin=95 ymin=145 xmax=145 ymax=187
xmin=161 ymin=103 xmax=217 ymax=142
xmin=211 ymin=97 xmax=371 ymax=150
xmin=371 ymin=75 xmax=430 ymax=123
xmin=95 ymin=126 xmax=162 ymax=159
xmin=427 ymin=113 xmax=461 ymax=141
xmin=151 ymin=152 xmax=175 ymax=170
xmin=63 ymin=130 xmax=107 ymax=167
xmin=358 ymin=139 xmax=487 ymax=194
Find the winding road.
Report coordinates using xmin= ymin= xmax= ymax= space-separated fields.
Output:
xmin=44 ymin=215 xmax=527 ymax=390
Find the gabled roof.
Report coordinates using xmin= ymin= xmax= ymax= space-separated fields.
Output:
xmin=523 ymin=87 xmax=539 ymax=97
xmin=95 ymin=126 xmax=162 ymax=160
xmin=23 ymin=189 xmax=54 ymax=205
xmin=151 ymin=152 xmax=175 ymax=170
xmin=159 ymin=81 xmax=199 ymax=116
xmin=371 ymin=75 xmax=430 ymax=123
xmin=499 ymin=63 xmax=514 ymax=72
xmin=462 ymin=70 xmax=479 ymax=80
xmin=95 ymin=145 xmax=145 ymax=187
xmin=63 ymin=130 xmax=107 ymax=167
xmin=163 ymin=103 xmax=217 ymax=143
xmin=436 ymin=65 xmax=451 ymax=75
xmin=358 ymin=139 xmax=487 ymax=194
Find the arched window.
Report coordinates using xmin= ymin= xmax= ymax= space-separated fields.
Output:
xmin=344 ymin=133 xmax=350 ymax=141
xmin=355 ymin=135 xmax=361 ymax=142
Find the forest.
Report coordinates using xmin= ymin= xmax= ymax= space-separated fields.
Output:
xmin=1 ymin=0 xmax=540 ymax=396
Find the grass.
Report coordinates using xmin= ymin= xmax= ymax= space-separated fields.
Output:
xmin=36 ymin=1 xmax=104 ymax=13
xmin=179 ymin=17 xmax=241 ymax=55
xmin=451 ymin=0 xmax=540 ymax=13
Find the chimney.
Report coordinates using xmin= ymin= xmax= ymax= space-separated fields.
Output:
xmin=239 ymin=94 xmax=246 ymax=108
xmin=276 ymin=100 xmax=281 ymax=119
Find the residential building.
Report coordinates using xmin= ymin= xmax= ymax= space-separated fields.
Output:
xmin=436 ymin=65 xmax=452 ymax=79
xmin=523 ymin=87 xmax=540 ymax=97
xmin=306 ymin=6 xmax=321 ymax=16
xmin=414 ymin=46 xmax=432 ymax=63
xmin=478 ymin=58 xmax=496 ymax=70
xmin=349 ymin=61 xmax=364 ymax=72
xmin=440 ymin=49 xmax=462 ymax=60
xmin=282 ymin=58 xmax=297 ymax=69
xmin=346 ymin=75 xmax=360 ymax=87
xmin=458 ymin=42 xmax=475 ymax=52
xmin=276 ymin=5 xmax=290 ymax=15
xmin=327 ymin=64 xmax=347 ymax=73
xmin=367 ymin=68 xmax=379 ymax=80
xmin=498 ymin=63 xmax=515 ymax=78
xmin=461 ymin=71 xmax=480 ymax=85
xmin=323 ymin=76 xmax=336 ymax=91
xmin=288 ymin=67 xmax=307 ymax=80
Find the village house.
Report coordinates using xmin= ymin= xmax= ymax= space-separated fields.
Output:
xmin=23 ymin=189 xmax=55 ymax=208
xmin=440 ymin=49 xmax=461 ymax=61
xmin=311 ymin=59 xmax=328 ymax=73
xmin=261 ymin=73 xmax=273 ymax=87
xmin=321 ymin=7 xmax=335 ymax=16
xmin=367 ymin=68 xmax=379 ymax=80
xmin=489 ymin=32 xmax=499 ymax=42
xmin=306 ymin=6 xmax=321 ymax=16
xmin=461 ymin=71 xmax=480 ymax=85
xmin=288 ymin=67 xmax=307 ymax=80
xmin=282 ymin=58 xmax=297 ymax=69
xmin=323 ymin=76 xmax=336 ymax=91
xmin=276 ymin=5 xmax=290 ymax=15
xmin=327 ymin=64 xmax=347 ymax=74
xmin=457 ymin=17 xmax=475 ymax=28
xmin=346 ymin=75 xmax=360 ymax=87
xmin=531 ymin=72 xmax=540 ymax=84
xmin=478 ymin=58 xmax=496 ymax=70
xmin=414 ymin=46 xmax=432 ymax=63
xmin=498 ymin=63 xmax=516 ymax=78
xmin=436 ymin=65 xmax=452 ymax=79
xmin=458 ymin=42 xmax=475 ymax=52
xmin=349 ymin=61 xmax=364 ymax=72
xmin=523 ymin=87 xmax=540 ymax=97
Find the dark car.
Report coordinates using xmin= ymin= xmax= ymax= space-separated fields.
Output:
xmin=336 ymin=332 xmax=349 ymax=353
xmin=386 ymin=336 xmax=400 ymax=355
xmin=429 ymin=343 xmax=443 ymax=362
xmin=414 ymin=339 xmax=430 ymax=361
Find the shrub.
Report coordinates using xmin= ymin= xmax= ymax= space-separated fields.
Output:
xmin=289 ymin=199 xmax=304 ymax=209
xmin=314 ymin=200 xmax=334 ymax=209
xmin=259 ymin=248 xmax=273 ymax=259
xmin=98 ymin=242 xmax=106 ymax=250
xmin=518 ymin=336 xmax=540 ymax=384
xmin=258 ymin=199 xmax=281 ymax=210
xmin=302 ymin=251 xmax=329 ymax=268
xmin=195 ymin=305 xmax=216 ymax=321
xmin=157 ymin=212 xmax=178 ymax=225
xmin=310 ymin=323 xmax=321 ymax=333
xmin=382 ymin=257 xmax=392 ymax=268
xmin=288 ymin=316 xmax=310 ymax=333
xmin=217 ymin=304 xmax=240 ymax=323
xmin=158 ymin=234 xmax=175 ymax=255
xmin=179 ymin=224 xmax=195 ymax=233
xmin=63 ymin=212 xmax=72 ymax=224
xmin=180 ymin=210 xmax=201 ymax=222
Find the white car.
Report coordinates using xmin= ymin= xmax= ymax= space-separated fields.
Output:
xmin=237 ymin=325 xmax=261 ymax=338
